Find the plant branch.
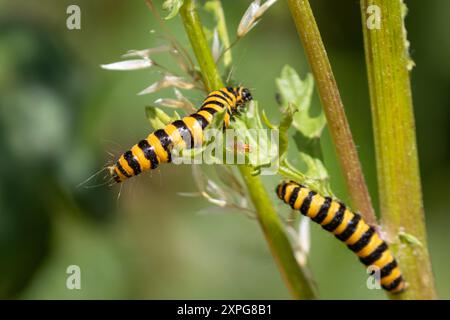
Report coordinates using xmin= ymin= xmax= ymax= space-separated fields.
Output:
xmin=287 ymin=0 xmax=377 ymax=225
xmin=179 ymin=0 xmax=316 ymax=299
xmin=360 ymin=0 xmax=437 ymax=299
xmin=180 ymin=0 xmax=223 ymax=91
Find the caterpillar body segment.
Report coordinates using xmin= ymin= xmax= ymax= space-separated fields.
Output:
xmin=276 ymin=181 xmax=406 ymax=294
xmin=111 ymin=87 xmax=253 ymax=183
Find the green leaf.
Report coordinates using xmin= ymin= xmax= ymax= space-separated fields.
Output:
xmin=162 ymin=0 xmax=184 ymax=20
xmin=275 ymin=65 xmax=332 ymax=196
xmin=291 ymin=127 xmax=330 ymax=194
xmin=239 ymin=100 xmax=264 ymax=130
xmin=261 ymin=109 xmax=276 ymax=129
xmin=145 ymin=106 xmax=180 ymax=131
xmin=278 ymin=159 xmax=333 ymax=197
xmin=276 ymin=65 xmax=326 ymax=138
xmin=230 ymin=101 xmax=279 ymax=174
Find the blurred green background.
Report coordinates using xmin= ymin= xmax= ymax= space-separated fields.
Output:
xmin=0 ymin=0 xmax=449 ymax=299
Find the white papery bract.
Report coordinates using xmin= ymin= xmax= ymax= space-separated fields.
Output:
xmin=237 ymin=0 xmax=277 ymax=38
xmin=138 ymin=75 xmax=194 ymax=95
xmin=100 ymin=58 xmax=153 ymax=71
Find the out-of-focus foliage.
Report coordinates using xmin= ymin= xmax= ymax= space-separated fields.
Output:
xmin=163 ymin=0 xmax=184 ymax=20
xmin=0 ymin=0 xmax=449 ymax=299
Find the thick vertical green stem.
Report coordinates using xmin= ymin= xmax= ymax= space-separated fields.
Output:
xmin=360 ymin=0 xmax=436 ymax=299
xmin=179 ymin=0 xmax=316 ymax=299
xmin=239 ymin=166 xmax=317 ymax=299
xmin=287 ymin=0 xmax=377 ymax=226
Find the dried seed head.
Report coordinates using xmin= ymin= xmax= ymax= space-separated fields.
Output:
xmin=237 ymin=0 xmax=260 ymax=38
xmin=237 ymin=0 xmax=277 ymax=38
xmin=285 ymin=215 xmax=311 ymax=267
xmin=211 ymin=29 xmax=221 ymax=62
xmin=192 ymin=165 xmax=229 ymax=207
xmin=154 ymin=98 xmax=191 ymax=111
xmin=174 ymin=88 xmax=196 ymax=112
xmin=298 ymin=216 xmax=311 ymax=257
xmin=122 ymin=45 xmax=172 ymax=59
xmin=100 ymin=58 xmax=153 ymax=71
xmin=138 ymin=74 xmax=194 ymax=95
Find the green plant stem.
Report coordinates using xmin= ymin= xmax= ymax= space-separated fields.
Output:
xmin=180 ymin=0 xmax=316 ymax=299
xmin=204 ymin=0 xmax=232 ymax=68
xmin=239 ymin=166 xmax=317 ymax=299
xmin=180 ymin=0 xmax=222 ymax=91
xmin=360 ymin=0 xmax=436 ymax=299
xmin=287 ymin=0 xmax=377 ymax=226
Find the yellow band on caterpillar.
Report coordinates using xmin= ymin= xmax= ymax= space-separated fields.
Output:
xmin=276 ymin=180 xmax=406 ymax=294
xmin=110 ymin=87 xmax=253 ymax=183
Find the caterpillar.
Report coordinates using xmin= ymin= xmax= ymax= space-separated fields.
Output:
xmin=276 ymin=180 xmax=406 ymax=293
xmin=110 ymin=87 xmax=253 ymax=183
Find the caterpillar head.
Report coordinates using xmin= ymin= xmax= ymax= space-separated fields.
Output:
xmin=239 ymin=87 xmax=253 ymax=103
xmin=228 ymin=86 xmax=252 ymax=110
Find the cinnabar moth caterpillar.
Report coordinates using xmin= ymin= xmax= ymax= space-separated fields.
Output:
xmin=276 ymin=180 xmax=406 ymax=293
xmin=110 ymin=87 xmax=252 ymax=183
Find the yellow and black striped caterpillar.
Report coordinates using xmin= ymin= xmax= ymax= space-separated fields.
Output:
xmin=276 ymin=180 xmax=406 ymax=293
xmin=110 ymin=87 xmax=252 ymax=183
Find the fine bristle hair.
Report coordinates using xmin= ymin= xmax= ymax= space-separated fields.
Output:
xmin=76 ymin=166 xmax=115 ymax=189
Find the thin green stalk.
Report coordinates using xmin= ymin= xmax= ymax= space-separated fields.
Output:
xmin=360 ymin=0 xmax=436 ymax=299
xmin=287 ymin=0 xmax=377 ymax=226
xmin=204 ymin=0 xmax=232 ymax=68
xmin=180 ymin=0 xmax=316 ymax=299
